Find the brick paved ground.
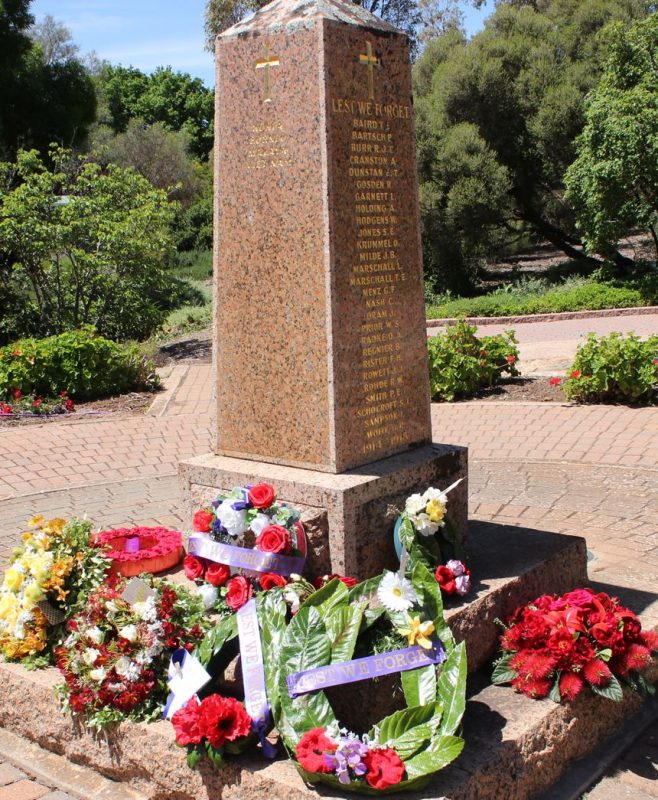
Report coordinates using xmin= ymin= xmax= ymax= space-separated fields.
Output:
xmin=0 ymin=318 xmax=656 ymax=797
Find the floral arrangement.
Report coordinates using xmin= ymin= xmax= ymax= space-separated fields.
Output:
xmin=272 ymin=565 xmax=467 ymax=794
xmin=0 ymin=389 xmax=75 ymax=418
xmin=93 ymin=526 xmax=184 ymax=577
xmin=493 ymin=588 xmax=658 ymax=702
xmin=395 ymin=484 xmax=471 ymax=600
xmin=0 ymin=516 xmax=109 ymax=664
xmin=186 ymin=483 xmax=306 ymax=612
xmin=56 ymin=577 xmax=209 ymax=727
xmin=172 ymin=692 xmax=254 ymax=768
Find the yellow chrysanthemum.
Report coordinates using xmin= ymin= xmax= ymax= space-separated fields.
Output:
xmin=3 ymin=569 xmax=23 ymax=592
xmin=425 ymin=498 xmax=446 ymax=524
xmin=398 ymin=615 xmax=435 ymax=650
xmin=28 ymin=515 xmax=45 ymax=528
xmin=42 ymin=518 xmax=65 ymax=536
xmin=24 ymin=582 xmax=45 ymax=605
xmin=0 ymin=592 xmax=19 ymax=620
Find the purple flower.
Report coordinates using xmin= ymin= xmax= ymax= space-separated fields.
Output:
xmin=455 ymin=573 xmax=471 ymax=596
xmin=446 ymin=559 xmax=465 ymax=577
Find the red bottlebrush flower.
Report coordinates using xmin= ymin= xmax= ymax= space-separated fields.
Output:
xmin=192 ymin=509 xmax=214 ymax=533
xmin=247 ymin=483 xmax=276 ymax=509
xmin=559 ymin=671 xmax=585 ymax=702
xmin=296 ymin=728 xmax=337 ymax=774
xmin=623 ymin=643 xmax=652 ymax=673
xmin=65 ymin=398 xmax=75 ymax=411
xmin=435 ymin=565 xmax=456 ymax=595
xmin=570 ymin=370 xmax=581 ymax=379
xmin=183 ymin=554 xmax=205 ymax=582
xmin=512 ymin=676 xmax=551 ymax=699
xmin=225 ymin=575 xmax=253 ymax=611
xmin=259 ymin=572 xmax=287 ymax=590
xmin=583 ymin=659 xmax=612 ymax=687
xmin=506 ymin=354 xmax=516 ymax=364
xmin=198 ymin=694 xmax=251 ymax=749
xmin=12 ymin=388 xmax=21 ymax=400
xmin=641 ymin=630 xmax=658 ymax=653
xmin=172 ymin=696 xmax=204 ymax=746
xmin=363 ymin=748 xmax=406 ymax=789
xmin=205 ymin=562 xmax=230 ymax=587
xmin=519 ymin=651 xmax=557 ymax=680
xmin=549 ymin=377 xmax=561 ymax=386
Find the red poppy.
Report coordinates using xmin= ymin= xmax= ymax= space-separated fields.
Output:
xmin=363 ymin=748 xmax=405 ymax=789
xmin=295 ymin=728 xmax=337 ymax=773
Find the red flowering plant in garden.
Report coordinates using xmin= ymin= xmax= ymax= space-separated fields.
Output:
xmin=55 ymin=578 xmax=209 ymax=728
xmin=492 ymin=588 xmax=658 ymax=702
xmin=186 ymin=483 xmax=307 ymax=615
xmin=171 ymin=692 xmax=254 ymax=769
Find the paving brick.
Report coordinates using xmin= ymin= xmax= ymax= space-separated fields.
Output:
xmin=0 ymin=763 xmax=27 ymax=785
xmin=41 ymin=793 xmax=75 ymax=800
xmin=0 ymin=780 xmax=50 ymax=800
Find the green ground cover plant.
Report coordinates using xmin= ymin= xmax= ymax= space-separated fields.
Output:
xmin=0 ymin=328 xmax=159 ymax=402
xmin=426 ymin=275 xmax=658 ymax=319
xmin=427 ymin=321 xmax=519 ymax=402
xmin=564 ymin=332 xmax=658 ymax=404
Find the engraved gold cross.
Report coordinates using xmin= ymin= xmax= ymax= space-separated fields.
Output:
xmin=255 ymin=43 xmax=280 ymax=103
xmin=359 ymin=40 xmax=380 ymax=101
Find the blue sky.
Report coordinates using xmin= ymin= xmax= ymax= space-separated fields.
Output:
xmin=31 ymin=0 xmax=494 ymax=88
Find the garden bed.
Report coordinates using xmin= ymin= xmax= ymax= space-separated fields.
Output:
xmin=0 ymin=392 xmax=153 ymax=427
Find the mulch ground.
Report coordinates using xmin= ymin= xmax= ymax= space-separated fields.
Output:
xmin=0 ymin=392 xmax=154 ymax=427
xmin=456 ymin=377 xmax=567 ymax=403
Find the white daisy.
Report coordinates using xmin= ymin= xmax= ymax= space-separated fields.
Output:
xmin=377 ymin=571 xmax=418 ymax=612
xmin=405 ymin=493 xmax=426 ymax=516
xmin=413 ymin=513 xmax=440 ymax=537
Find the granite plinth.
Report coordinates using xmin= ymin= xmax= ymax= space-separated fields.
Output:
xmin=214 ymin=0 xmax=431 ymax=473
xmin=179 ymin=443 xmax=467 ymax=578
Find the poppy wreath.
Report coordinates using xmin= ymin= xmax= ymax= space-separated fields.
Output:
xmin=185 ymin=483 xmax=307 ymax=615
xmin=492 ymin=588 xmax=658 ymax=703
xmin=93 ymin=526 xmax=184 ymax=577
xmin=270 ymin=562 xmax=467 ymax=794
xmin=394 ymin=484 xmax=471 ymax=601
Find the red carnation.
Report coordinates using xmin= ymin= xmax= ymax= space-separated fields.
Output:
xmin=583 ymin=658 xmax=612 ymax=687
xmin=193 ymin=510 xmax=215 ymax=533
xmin=313 ymin=574 xmax=358 ymax=589
xmin=296 ymin=728 xmax=338 ymax=774
xmin=435 ymin=565 xmax=456 ymax=595
xmin=255 ymin=524 xmax=291 ymax=555
xmin=206 ymin=562 xmax=230 ymax=587
xmin=260 ymin=572 xmax=287 ymax=590
xmin=363 ymin=748 xmax=405 ymax=789
xmin=559 ymin=671 xmax=585 ymax=702
xmin=225 ymin=576 xmax=253 ymax=611
xmin=183 ymin=554 xmax=205 ymax=582
xmin=198 ymin=694 xmax=251 ymax=749
xmin=172 ymin=696 xmax=203 ymax=746
xmin=248 ymin=483 xmax=276 ymax=509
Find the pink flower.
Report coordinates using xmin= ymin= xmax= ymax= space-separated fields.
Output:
xmin=506 ymin=355 xmax=516 ymax=364
xmin=571 ymin=370 xmax=581 ymax=379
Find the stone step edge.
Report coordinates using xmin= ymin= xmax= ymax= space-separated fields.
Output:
xmin=426 ymin=305 xmax=658 ymax=328
xmin=0 ymin=726 xmax=147 ymax=800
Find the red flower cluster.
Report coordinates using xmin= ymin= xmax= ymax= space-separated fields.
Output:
xmin=172 ymin=694 xmax=252 ymax=751
xmin=497 ymin=588 xmax=658 ymax=702
xmin=434 ymin=561 xmax=471 ymax=597
xmin=183 ymin=554 xmax=231 ymax=588
xmin=313 ymin=574 xmax=358 ymax=589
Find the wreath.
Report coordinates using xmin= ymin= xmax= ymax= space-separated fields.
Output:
xmin=93 ymin=526 xmax=184 ymax=577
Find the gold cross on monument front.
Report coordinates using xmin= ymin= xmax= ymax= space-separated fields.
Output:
xmin=255 ymin=43 xmax=280 ymax=103
xmin=359 ymin=40 xmax=380 ymax=101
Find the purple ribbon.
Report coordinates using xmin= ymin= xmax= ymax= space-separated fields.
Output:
xmin=236 ymin=600 xmax=277 ymax=758
xmin=286 ymin=642 xmax=446 ymax=698
xmin=188 ymin=534 xmax=304 ymax=577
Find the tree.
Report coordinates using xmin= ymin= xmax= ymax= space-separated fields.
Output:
xmin=565 ymin=14 xmax=658 ymax=260
xmin=0 ymin=147 xmax=178 ymax=341
xmin=28 ymin=14 xmax=78 ymax=64
xmin=414 ymin=0 xmax=653 ymax=291
xmin=95 ymin=65 xmax=214 ymax=159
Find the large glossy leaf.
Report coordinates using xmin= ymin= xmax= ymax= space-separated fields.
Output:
xmin=412 ymin=561 xmax=455 ymax=649
xmin=436 ymin=641 xmax=467 ymax=735
xmin=257 ymin=591 xmax=288 ymax=715
xmin=301 ymin=578 xmax=348 ymax=616
xmin=387 ymin=724 xmax=433 ymax=760
xmin=403 ymin=734 xmax=465 ymax=779
xmin=376 ymin=702 xmax=438 ymax=745
xmin=491 ymin=653 xmax=516 ymax=685
xmin=195 ymin=613 xmax=237 ymax=666
xmin=401 ymin=663 xmax=437 ymax=707
xmin=326 ymin=603 xmax=365 ymax=664
xmin=398 ymin=515 xmax=441 ymax=573
xmin=348 ymin=575 xmax=381 ymax=603
xmin=591 ymin=674 xmax=624 ymax=702
xmin=277 ymin=605 xmax=335 ymax=747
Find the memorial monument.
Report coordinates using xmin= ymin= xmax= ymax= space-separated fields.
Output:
xmin=180 ymin=0 xmax=468 ymax=577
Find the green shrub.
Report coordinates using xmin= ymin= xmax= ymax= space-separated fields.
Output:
xmin=564 ymin=332 xmax=658 ymax=404
xmin=427 ymin=320 xmax=519 ymax=401
xmin=0 ymin=328 xmax=160 ymax=402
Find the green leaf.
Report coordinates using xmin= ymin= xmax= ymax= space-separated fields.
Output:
xmin=591 ymin=674 xmax=624 ymax=702
xmin=404 ymin=734 xmax=464 ymax=779
xmin=387 ymin=724 xmax=433 ymax=760
xmin=325 ymin=603 xmax=365 ymax=664
xmin=257 ymin=591 xmax=288 ymax=717
xmin=491 ymin=654 xmax=516 ymax=685
xmin=301 ymin=578 xmax=348 ymax=617
xmin=196 ymin=613 xmax=237 ymax=666
xmin=436 ymin=642 xmax=467 ymax=735
xmin=549 ymin=680 xmax=562 ymax=703
xmin=377 ymin=702 xmax=438 ymax=744
xmin=401 ymin=664 xmax=437 ymax=707
xmin=276 ymin=606 xmax=336 ymax=748
xmin=205 ymin=741 xmax=224 ymax=768
xmin=411 ymin=561 xmax=454 ymax=648
xmin=348 ymin=575 xmax=381 ymax=604
xmin=186 ymin=748 xmax=202 ymax=769
xmin=295 ymin=766 xmax=433 ymax=795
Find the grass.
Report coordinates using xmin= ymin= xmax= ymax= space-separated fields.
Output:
xmin=426 ymin=273 xmax=658 ymax=319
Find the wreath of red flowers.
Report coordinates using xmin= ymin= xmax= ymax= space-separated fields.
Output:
xmin=93 ymin=526 xmax=184 ymax=577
